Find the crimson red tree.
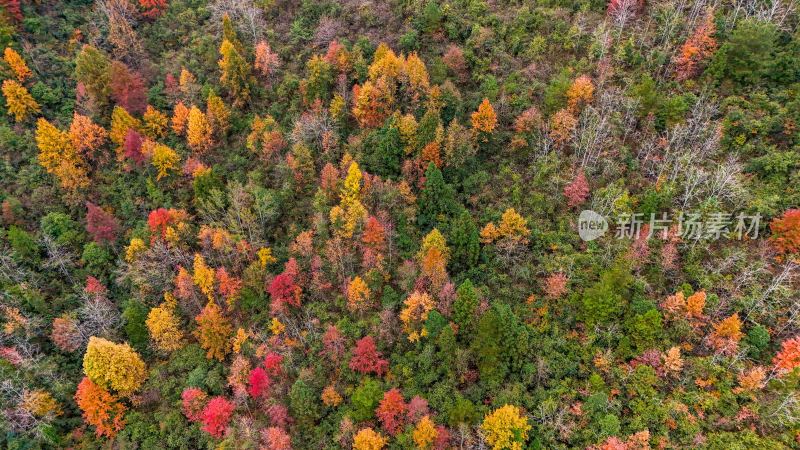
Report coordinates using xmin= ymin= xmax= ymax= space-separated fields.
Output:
xmin=349 ymin=336 xmax=388 ymax=376
xmin=200 ymin=396 xmax=234 ymax=438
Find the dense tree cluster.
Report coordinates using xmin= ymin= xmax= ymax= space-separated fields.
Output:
xmin=0 ymin=0 xmax=799 ymax=448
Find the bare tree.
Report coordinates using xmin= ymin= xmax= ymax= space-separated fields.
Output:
xmin=209 ymin=0 xmax=267 ymax=43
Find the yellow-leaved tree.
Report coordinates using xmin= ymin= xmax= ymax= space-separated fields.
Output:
xmin=194 ymin=300 xmax=232 ymax=361
xmin=470 ymin=98 xmax=497 ymax=135
xmin=2 ymin=79 xmax=39 ymax=122
xmin=35 ymin=118 xmax=89 ymax=191
xmin=412 ymin=415 xmax=438 ymax=449
xmin=329 ymin=161 xmax=368 ymax=238
xmin=347 ymin=276 xmax=371 ymax=312
xmin=206 ymin=91 xmax=230 ymax=138
xmin=151 ymin=143 xmax=180 ymax=180
xmin=146 ymin=293 xmax=185 ymax=352
xmin=481 ymin=404 xmax=531 ymax=450
xmin=192 ymin=253 xmax=215 ymax=300
xmin=82 ymin=337 xmax=147 ymax=395
xmin=109 ymin=105 xmax=141 ymax=153
xmin=218 ymin=38 xmax=251 ymax=107
xmin=399 ymin=291 xmax=435 ymax=342
xmin=353 ymin=427 xmax=387 ymax=450
xmin=3 ymin=47 xmax=32 ymax=82
xmin=186 ymin=105 xmax=213 ymax=153
xmin=142 ymin=105 xmax=168 ymax=139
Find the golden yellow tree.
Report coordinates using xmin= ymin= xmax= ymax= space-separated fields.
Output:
xmin=399 ymin=291 xmax=435 ymax=342
xmin=481 ymin=404 xmax=531 ymax=450
xmin=151 ymin=143 xmax=180 ymax=180
xmin=83 ymin=337 xmax=147 ymax=395
xmin=192 ymin=253 xmax=215 ymax=300
xmin=142 ymin=105 xmax=168 ymax=139
xmin=218 ymin=39 xmax=251 ymax=106
xmin=2 ymin=79 xmax=39 ymax=122
xmin=21 ymin=389 xmax=62 ymax=418
xmin=4 ymin=47 xmax=32 ymax=82
xmin=35 ymin=118 xmax=89 ymax=191
xmin=412 ymin=416 xmax=438 ymax=449
xmin=146 ymin=293 xmax=185 ymax=352
xmin=470 ymin=98 xmax=497 ymax=134
xmin=125 ymin=237 xmax=147 ymax=262
xmin=109 ymin=105 xmax=141 ymax=150
xmin=206 ymin=91 xmax=230 ymax=138
xmin=329 ymin=161 xmax=368 ymax=238
xmin=194 ymin=300 xmax=233 ymax=361
xmin=353 ymin=427 xmax=387 ymax=450
xmin=347 ymin=276 xmax=371 ymax=312
xmin=186 ymin=105 xmax=213 ymax=153
xmin=481 ymin=208 xmax=530 ymax=249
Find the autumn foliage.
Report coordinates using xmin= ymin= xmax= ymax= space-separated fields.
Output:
xmin=376 ymin=388 xmax=407 ymax=435
xmin=2 ymin=79 xmax=39 ymax=121
xmin=349 ymin=336 xmax=389 ymax=376
xmin=82 ymin=336 xmax=147 ymax=395
xmin=200 ymin=396 xmax=234 ymax=437
xmin=481 ymin=404 xmax=531 ymax=450
xmin=675 ymin=12 xmax=717 ymax=80
xmin=194 ymin=300 xmax=233 ymax=361
xmin=769 ymin=209 xmax=800 ymax=255
xmin=74 ymin=377 xmax=127 ymax=438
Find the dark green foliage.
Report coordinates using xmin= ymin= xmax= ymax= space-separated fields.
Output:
xmin=363 ymin=117 xmax=403 ymax=178
xmin=448 ymin=209 xmax=480 ymax=274
xmin=452 ymin=279 xmax=478 ymax=337
xmin=417 ymin=163 xmax=457 ymax=232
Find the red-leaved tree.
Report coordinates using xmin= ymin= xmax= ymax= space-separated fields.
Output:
xmin=247 ymin=367 xmax=271 ymax=398
xmin=200 ymin=396 xmax=234 ymax=438
xmin=139 ymin=0 xmax=168 ymax=18
xmin=181 ymin=387 xmax=207 ymax=422
xmin=86 ymin=202 xmax=120 ymax=244
xmin=563 ymin=171 xmax=590 ymax=208
xmin=349 ymin=336 xmax=389 ymax=376
xmin=376 ymin=388 xmax=407 ymax=435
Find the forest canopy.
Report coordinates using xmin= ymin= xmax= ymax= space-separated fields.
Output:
xmin=1 ymin=0 xmax=800 ymax=448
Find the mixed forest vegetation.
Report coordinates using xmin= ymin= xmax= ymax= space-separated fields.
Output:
xmin=0 ymin=0 xmax=800 ymax=448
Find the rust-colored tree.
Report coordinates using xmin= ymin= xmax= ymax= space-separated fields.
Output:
xmin=770 ymin=209 xmax=800 ymax=255
xmin=376 ymin=388 xmax=407 ymax=435
xmin=74 ymin=377 xmax=127 ymax=438
xmin=675 ymin=11 xmax=717 ymax=80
